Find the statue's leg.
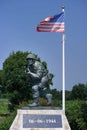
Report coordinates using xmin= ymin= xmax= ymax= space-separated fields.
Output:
xmin=29 ymin=85 xmax=39 ymax=107
xmin=39 ymin=88 xmax=46 ymax=99
xmin=39 ymin=85 xmax=52 ymax=106
xmin=39 ymin=76 xmax=53 ymax=106
xmin=46 ymin=93 xmax=52 ymax=105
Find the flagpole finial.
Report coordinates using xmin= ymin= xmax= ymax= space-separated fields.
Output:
xmin=62 ymin=6 xmax=65 ymax=9
xmin=62 ymin=6 xmax=65 ymax=12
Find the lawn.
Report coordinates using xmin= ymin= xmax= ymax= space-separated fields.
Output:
xmin=0 ymin=98 xmax=16 ymax=130
xmin=0 ymin=98 xmax=9 ymax=114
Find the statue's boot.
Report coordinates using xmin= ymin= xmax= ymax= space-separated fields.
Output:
xmin=28 ymin=98 xmax=39 ymax=107
xmin=46 ymin=94 xmax=52 ymax=105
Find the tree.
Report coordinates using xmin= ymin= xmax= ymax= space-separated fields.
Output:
xmin=80 ymin=101 xmax=87 ymax=128
xmin=0 ymin=70 xmax=5 ymax=97
xmin=51 ymin=89 xmax=62 ymax=100
xmin=3 ymin=51 xmax=30 ymax=106
xmin=71 ymin=84 xmax=87 ymax=100
xmin=0 ymin=70 xmax=3 ymax=84
xmin=2 ymin=51 xmax=54 ymax=109
xmin=65 ymin=90 xmax=72 ymax=100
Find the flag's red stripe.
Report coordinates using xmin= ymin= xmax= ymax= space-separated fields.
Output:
xmin=37 ymin=27 xmax=64 ymax=32
xmin=38 ymin=25 xmax=64 ymax=28
xmin=37 ymin=29 xmax=64 ymax=32
xmin=37 ymin=27 xmax=64 ymax=30
xmin=37 ymin=24 xmax=64 ymax=32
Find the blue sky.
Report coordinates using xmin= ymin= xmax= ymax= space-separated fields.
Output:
xmin=0 ymin=0 xmax=87 ymax=90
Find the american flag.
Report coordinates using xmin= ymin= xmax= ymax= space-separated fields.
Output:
xmin=36 ymin=11 xmax=64 ymax=32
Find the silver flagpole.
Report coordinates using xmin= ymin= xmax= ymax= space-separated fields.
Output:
xmin=62 ymin=6 xmax=65 ymax=112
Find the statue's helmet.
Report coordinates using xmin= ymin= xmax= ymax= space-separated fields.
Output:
xmin=26 ymin=53 xmax=36 ymax=60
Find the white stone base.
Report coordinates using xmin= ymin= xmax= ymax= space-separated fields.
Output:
xmin=9 ymin=108 xmax=71 ymax=130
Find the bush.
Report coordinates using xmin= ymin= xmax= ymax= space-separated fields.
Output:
xmin=66 ymin=100 xmax=87 ymax=130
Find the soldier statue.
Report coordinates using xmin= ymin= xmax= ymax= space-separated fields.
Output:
xmin=26 ymin=53 xmax=52 ymax=107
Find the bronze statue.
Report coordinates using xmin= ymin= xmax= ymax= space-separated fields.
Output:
xmin=26 ymin=53 xmax=52 ymax=107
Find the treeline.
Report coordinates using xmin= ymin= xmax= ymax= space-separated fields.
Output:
xmin=50 ymin=83 xmax=87 ymax=101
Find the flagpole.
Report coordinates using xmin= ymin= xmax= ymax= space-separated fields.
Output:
xmin=62 ymin=6 xmax=65 ymax=113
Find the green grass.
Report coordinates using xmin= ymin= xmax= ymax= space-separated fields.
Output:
xmin=0 ymin=114 xmax=16 ymax=130
xmin=0 ymin=98 xmax=9 ymax=114
xmin=0 ymin=98 xmax=16 ymax=130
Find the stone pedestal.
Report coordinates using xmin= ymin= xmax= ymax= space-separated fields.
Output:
xmin=9 ymin=107 xmax=71 ymax=130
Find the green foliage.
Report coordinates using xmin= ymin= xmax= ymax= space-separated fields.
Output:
xmin=0 ymin=98 xmax=9 ymax=114
xmin=0 ymin=98 xmax=16 ymax=130
xmin=0 ymin=113 xmax=16 ymax=130
xmin=71 ymin=83 xmax=87 ymax=100
xmin=0 ymin=70 xmax=4 ymax=84
xmin=2 ymin=51 xmax=31 ymax=109
xmin=1 ymin=51 xmax=54 ymax=110
xmin=0 ymin=70 xmax=5 ymax=94
xmin=51 ymin=89 xmax=62 ymax=100
xmin=65 ymin=90 xmax=72 ymax=100
xmin=66 ymin=100 xmax=87 ymax=130
xmin=80 ymin=102 xmax=87 ymax=127
xmin=0 ymin=98 xmax=87 ymax=130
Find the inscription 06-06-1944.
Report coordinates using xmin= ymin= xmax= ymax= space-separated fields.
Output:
xmin=23 ymin=114 xmax=62 ymax=128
